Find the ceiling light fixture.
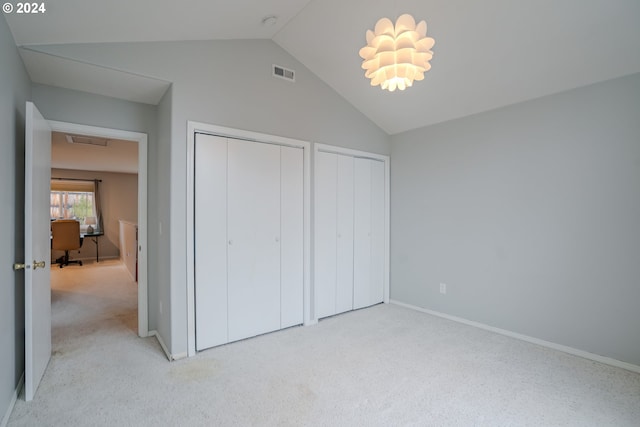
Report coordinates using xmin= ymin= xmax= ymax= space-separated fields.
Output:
xmin=359 ymin=14 xmax=435 ymax=92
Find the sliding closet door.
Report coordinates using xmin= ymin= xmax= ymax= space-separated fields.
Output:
xmin=195 ymin=135 xmax=305 ymax=351
xmin=315 ymin=151 xmax=386 ymax=318
xmin=353 ymin=158 xmax=373 ymax=310
xmin=335 ymin=155 xmax=355 ymax=314
xmin=315 ymin=152 xmax=338 ymax=319
xmin=194 ymin=134 xmax=228 ymax=350
xmin=369 ymin=159 xmax=386 ymax=305
xmin=227 ymin=139 xmax=281 ymax=342
xmin=280 ymin=146 xmax=304 ymax=328
xmin=353 ymin=158 xmax=385 ymax=310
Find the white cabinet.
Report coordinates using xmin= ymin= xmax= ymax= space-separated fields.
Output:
xmin=315 ymin=151 xmax=386 ymax=319
xmin=194 ymin=134 xmax=304 ymax=351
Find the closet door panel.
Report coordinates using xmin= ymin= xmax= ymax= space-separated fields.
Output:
xmin=335 ymin=155 xmax=354 ymax=314
xmin=353 ymin=158 xmax=372 ymax=310
xmin=280 ymin=146 xmax=304 ymax=328
xmin=227 ymin=139 xmax=281 ymax=341
xmin=194 ymin=134 xmax=228 ymax=350
xmin=314 ymin=152 xmax=338 ymax=319
xmin=370 ymin=160 xmax=385 ymax=305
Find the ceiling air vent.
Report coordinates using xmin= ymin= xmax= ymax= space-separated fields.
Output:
xmin=65 ymin=134 xmax=109 ymax=147
xmin=273 ymin=64 xmax=295 ymax=82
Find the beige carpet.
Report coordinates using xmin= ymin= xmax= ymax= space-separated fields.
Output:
xmin=8 ymin=261 xmax=640 ymax=426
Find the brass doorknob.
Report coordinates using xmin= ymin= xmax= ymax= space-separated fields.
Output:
xmin=33 ymin=260 xmax=46 ymax=270
xmin=14 ymin=263 xmax=27 ymax=271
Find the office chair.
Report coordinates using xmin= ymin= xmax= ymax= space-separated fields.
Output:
xmin=52 ymin=220 xmax=83 ymax=268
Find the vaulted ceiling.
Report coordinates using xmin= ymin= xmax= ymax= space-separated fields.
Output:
xmin=5 ymin=0 xmax=640 ymax=134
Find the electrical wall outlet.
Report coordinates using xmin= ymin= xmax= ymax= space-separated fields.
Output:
xmin=439 ymin=283 xmax=447 ymax=294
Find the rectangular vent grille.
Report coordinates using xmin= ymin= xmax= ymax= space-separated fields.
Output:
xmin=65 ymin=134 xmax=109 ymax=147
xmin=273 ymin=64 xmax=295 ymax=82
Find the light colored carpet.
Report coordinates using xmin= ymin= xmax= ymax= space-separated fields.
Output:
xmin=9 ymin=261 xmax=640 ymax=426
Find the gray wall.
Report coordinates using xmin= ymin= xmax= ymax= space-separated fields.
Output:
xmin=0 ymin=14 xmax=31 ymax=424
xmin=50 ymin=168 xmax=138 ymax=262
xmin=391 ymin=73 xmax=640 ymax=366
xmin=32 ymin=84 xmax=160 ymax=333
xmin=30 ymin=40 xmax=391 ymax=355
xmin=154 ymin=86 xmax=172 ymax=345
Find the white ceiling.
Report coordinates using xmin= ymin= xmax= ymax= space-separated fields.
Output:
xmin=6 ymin=0 xmax=640 ymax=135
xmin=19 ymin=48 xmax=170 ymax=105
xmin=51 ymin=132 xmax=139 ymax=174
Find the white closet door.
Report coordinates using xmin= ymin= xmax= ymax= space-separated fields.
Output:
xmin=315 ymin=152 xmax=338 ymax=319
xmin=280 ymin=146 xmax=304 ymax=328
xmin=335 ymin=155 xmax=354 ymax=314
xmin=370 ymin=160 xmax=385 ymax=305
xmin=353 ymin=158 xmax=372 ymax=309
xmin=227 ymin=139 xmax=281 ymax=342
xmin=353 ymin=158 xmax=385 ymax=309
xmin=195 ymin=134 xmax=228 ymax=350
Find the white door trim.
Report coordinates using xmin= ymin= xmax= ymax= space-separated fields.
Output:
xmin=186 ymin=121 xmax=312 ymax=357
xmin=48 ymin=120 xmax=149 ymax=338
xmin=313 ymin=143 xmax=391 ymax=306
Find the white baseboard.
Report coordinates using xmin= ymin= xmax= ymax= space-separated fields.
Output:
xmin=390 ymin=300 xmax=640 ymax=374
xmin=148 ymin=331 xmax=187 ymax=361
xmin=1 ymin=373 xmax=24 ymax=427
xmin=149 ymin=330 xmax=170 ymax=361
xmin=79 ymin=256 xmax=119 ymax=262
xmin=172 ymin=352 xmax=188 ymax=361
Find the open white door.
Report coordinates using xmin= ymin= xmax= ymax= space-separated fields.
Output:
xmin=24 ymin=102 xmax=52 ymax=401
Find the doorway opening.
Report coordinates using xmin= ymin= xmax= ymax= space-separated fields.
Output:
xmin=48 ymin=121 xmax=148 ymax=337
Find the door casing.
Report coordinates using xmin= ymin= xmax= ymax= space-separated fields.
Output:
xmin=48 ymin=120 xmax=149 ymax=338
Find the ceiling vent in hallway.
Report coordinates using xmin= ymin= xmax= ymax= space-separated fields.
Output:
xmin=65 ymin=134 xmax=109 ymax=147
xmin=273 ymin=64 xmax=295 ymax=82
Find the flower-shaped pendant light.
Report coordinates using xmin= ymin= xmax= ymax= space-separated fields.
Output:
xmin=359 ymin=14 xmax=435 ymax=92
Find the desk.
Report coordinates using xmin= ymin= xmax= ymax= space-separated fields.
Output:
xmin=50 ymin=230 xmax=105 ymax=263
xmin=82 ymin=231 xmax=104 ymax=263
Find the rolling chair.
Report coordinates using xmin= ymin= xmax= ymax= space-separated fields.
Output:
xmin=52 ymin=220 xmax=83 ymax=268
